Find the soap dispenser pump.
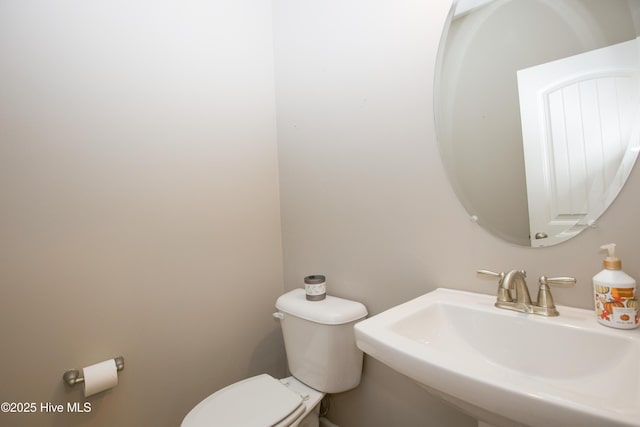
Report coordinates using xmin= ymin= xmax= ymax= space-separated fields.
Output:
xmin=593 ymin=244 xmax=639 ymax=329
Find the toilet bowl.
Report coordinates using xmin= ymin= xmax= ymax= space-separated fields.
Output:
xmin=181 ymin=289 xmax=367 ymax=427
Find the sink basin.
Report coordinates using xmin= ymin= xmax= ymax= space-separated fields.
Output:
xmin=354 ymin=288 xmax=640 ymax=427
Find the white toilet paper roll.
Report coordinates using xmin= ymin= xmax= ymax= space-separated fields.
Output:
xmin=83 ymin=359 xmax=118 ymax=397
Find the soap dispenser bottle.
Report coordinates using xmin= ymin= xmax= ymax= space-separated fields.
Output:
xmin=593 ymin=243 xmax=639 ymax=329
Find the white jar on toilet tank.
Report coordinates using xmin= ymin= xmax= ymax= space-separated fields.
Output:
xmin=593 ymin=244 xmax=639 ymax=329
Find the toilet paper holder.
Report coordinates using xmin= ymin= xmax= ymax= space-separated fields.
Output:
xmin=63 ymin=356 xmax=125 ymax=387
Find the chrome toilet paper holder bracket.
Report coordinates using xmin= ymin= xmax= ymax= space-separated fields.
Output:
xmin=63 ymin=356 xmax=125 ymax=386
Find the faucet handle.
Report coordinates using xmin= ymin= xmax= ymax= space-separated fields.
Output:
xmin=476 ymin=269 xmax=504 ymax=280
xmin=539 ymin=276 xmax=576 ymax=288
xmin=535 ymin=276 xmax=576 ymax=316
xmin=476 ymin=269 xmax=511 ymax=302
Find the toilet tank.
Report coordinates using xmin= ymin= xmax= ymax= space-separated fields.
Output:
xmin=275 ymin=289 xmax=368 ymax=394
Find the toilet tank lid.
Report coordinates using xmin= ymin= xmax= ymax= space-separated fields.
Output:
xmin=276 ymin=289 xmax=368 ymax=325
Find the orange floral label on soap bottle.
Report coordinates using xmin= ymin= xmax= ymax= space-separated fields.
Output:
xmin=594 ymin=285 xmax=639 ymax=328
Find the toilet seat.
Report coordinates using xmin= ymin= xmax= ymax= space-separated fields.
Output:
xmin=181 ymin=374 xmax=306 ymax=427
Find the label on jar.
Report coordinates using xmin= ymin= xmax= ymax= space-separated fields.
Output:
xmin=305 ymin=282 xmax=325 ymax=295
xmin=594 ymin=284 xmax=639 ymax=329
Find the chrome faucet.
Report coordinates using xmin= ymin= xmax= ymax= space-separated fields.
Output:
xmin=477 ymin=269 xmax=576 ymax=317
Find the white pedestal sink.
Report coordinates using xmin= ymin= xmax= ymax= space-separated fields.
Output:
xmin=354 ymin=288 xmax=640 ymax=427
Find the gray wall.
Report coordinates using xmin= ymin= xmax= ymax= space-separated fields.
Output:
xmin=0 ymin=1 xmax=285 ymax=426
xmin=274 ymin=0 xmax=640 ymax=426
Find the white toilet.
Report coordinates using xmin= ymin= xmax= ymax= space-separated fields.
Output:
xmin=181 ymin=288 xmax=368 ymax=427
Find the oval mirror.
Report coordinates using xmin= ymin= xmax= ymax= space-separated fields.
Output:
xmin=435 ymin=0 xmax=640 ymax=247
